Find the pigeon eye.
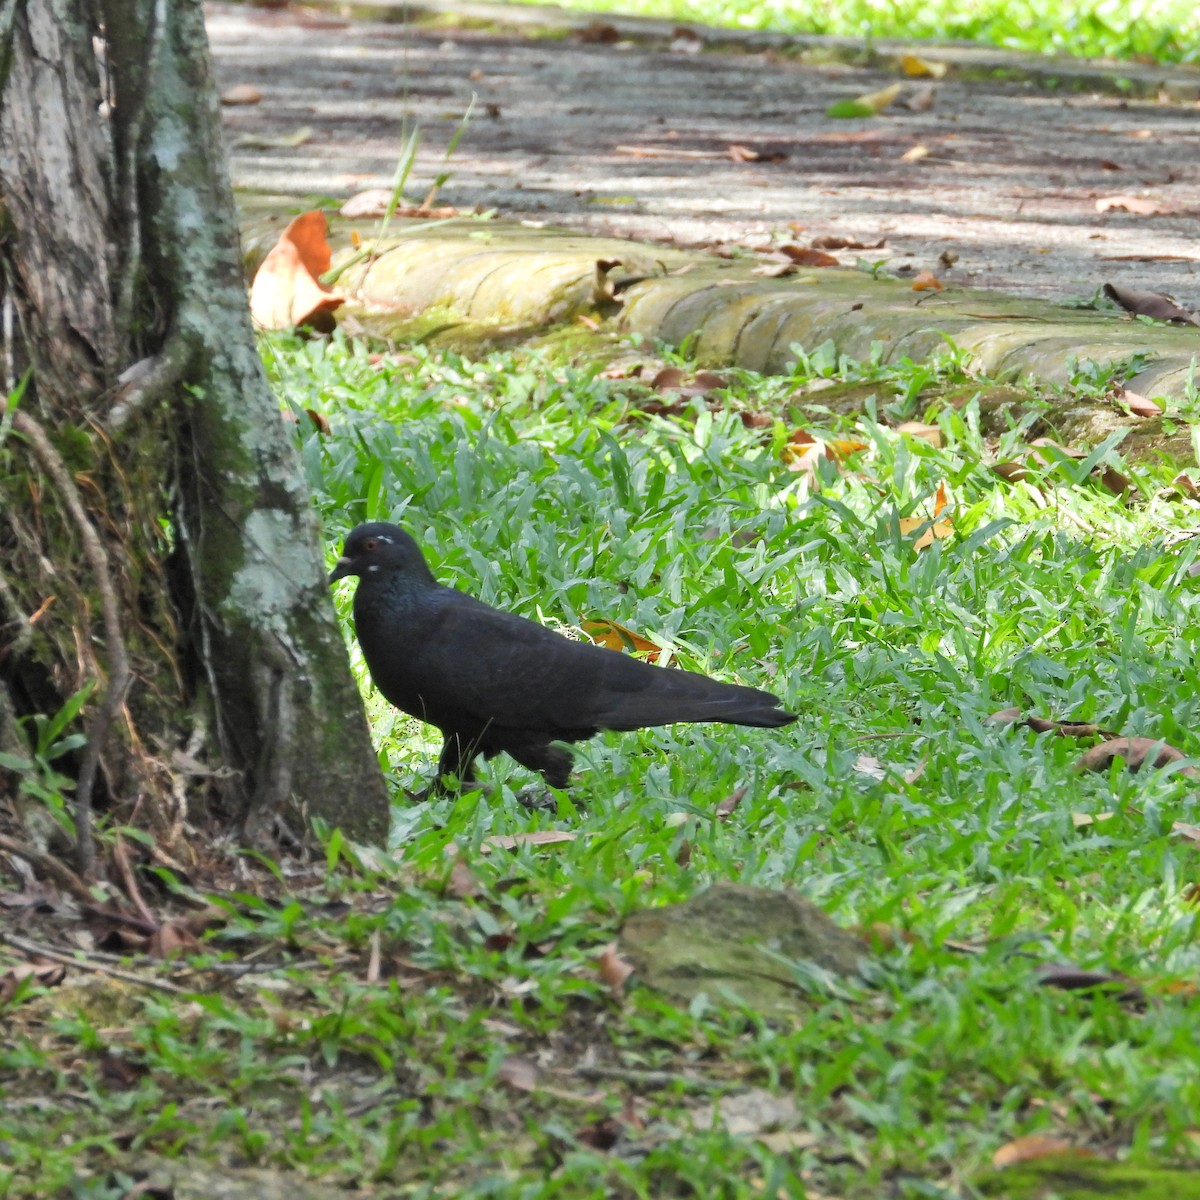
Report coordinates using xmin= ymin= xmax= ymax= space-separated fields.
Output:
xmin=363 ymin=538 xmax=378 ymax=552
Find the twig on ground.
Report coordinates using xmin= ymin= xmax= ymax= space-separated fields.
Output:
xmin=0 ymin=931 xmax=191 ymax=995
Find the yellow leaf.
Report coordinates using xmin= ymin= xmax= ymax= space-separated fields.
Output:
xmin=900 ymin=53 xmax=948 ymax=78
xmin=854 ymin=82 xmax=904 ymax=114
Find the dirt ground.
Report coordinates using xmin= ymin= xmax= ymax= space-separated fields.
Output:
xmin=208 ymin=0 xmax=1200 ymax=307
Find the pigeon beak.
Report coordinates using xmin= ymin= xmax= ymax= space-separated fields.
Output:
xmin=328 ymin=556 xmax=354 ymax=585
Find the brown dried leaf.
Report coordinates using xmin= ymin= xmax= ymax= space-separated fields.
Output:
xmin=305 ymin=408 xmax=331 ymax=435
xmin=1076 ymin=736 xmax=1198 ymax=777
xmin=597 ymin=942 xmax=635 ymax=994
xmin=249 ymin=211 xmax=343 ymax=331
xmin=896 ymin=421 xmax=943 ymax=447
xmin=650 ymin=366 xmax=687 ymax=391
xmin=446 ymin=856 xmax=482 ymax=899
xmin=1116 ymin=387 xmax=1162 ymax=418
xmin=779 ymin=244 xmax=840 ymax=267
xmin=715 ymin=785 xmax=748 ymax=821
xmin=988 ymin=706 xmax=1024 ymax=726
xmin=993 ymin=1134 xmax=1090 ymax=1168
xmin=498 ymin=1055 xmax=541 ymax=1092
xmin=577 ymin=20 xmax=620 ymax=43
xmin=912 ymin=269 xmax=943 ymax=291
xmin=148 ymin=920 xmax=200 ymax=961
xmin=0 ymin=959 xmax=67 ymax=1004
xmin=810 ymin=235 xmax=886 ymax=250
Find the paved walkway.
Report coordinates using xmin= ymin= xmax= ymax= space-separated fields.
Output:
xmin=209 ymin=0 xmax=1200 ymax=306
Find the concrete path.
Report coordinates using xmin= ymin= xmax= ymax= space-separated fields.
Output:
xmin=209 ymin=0 xmax=1200 ymax=307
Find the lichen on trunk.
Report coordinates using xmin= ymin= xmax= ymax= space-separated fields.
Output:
xmin=0 ymin=0 xmax=389 ymax=862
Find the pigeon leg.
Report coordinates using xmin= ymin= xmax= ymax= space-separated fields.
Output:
xmin=504 ymin=738 xmax=575 ymax=791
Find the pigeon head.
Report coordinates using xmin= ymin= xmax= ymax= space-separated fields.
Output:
xmin=328 ymin=522 xmax=435 ymax=585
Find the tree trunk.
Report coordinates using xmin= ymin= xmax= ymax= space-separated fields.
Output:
xmin=0 ymin=0 xmax=390 ymax=865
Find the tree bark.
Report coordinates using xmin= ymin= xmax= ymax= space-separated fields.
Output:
xmin=0 ymin=0 xmax=389 ymax=862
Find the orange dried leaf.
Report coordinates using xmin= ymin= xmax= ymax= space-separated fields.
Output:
xmin=583 ymin=618 xmax=662 ymax=661
xmin=779 ymin=245 xmax=839 ymax=267
xmin=993 ymin=1135 xmax=1088 ymax=1168
xmin=597 ymin=942 xmax=635 ymax=994
xmin=249 ymin=211 xmax=343 ymax=330
xmin=911 ymin=269 xmax=943 ymax=291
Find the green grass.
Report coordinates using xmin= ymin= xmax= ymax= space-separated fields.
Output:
xmin=5 ymin=332 xmax=1200 ymax=1197
xmin=504 ymin=0 xmax=1200 ymax=65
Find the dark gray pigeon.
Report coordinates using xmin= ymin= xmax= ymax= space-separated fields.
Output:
xmin=330 ymin=522 xmax=796 ymax=791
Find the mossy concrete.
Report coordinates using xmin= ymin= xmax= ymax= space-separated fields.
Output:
xmin=308 ymin=216 xmax=1200 ymax=459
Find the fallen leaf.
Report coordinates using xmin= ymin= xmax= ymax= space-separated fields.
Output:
xmin=249 ymin=210 xmax=343 ymax=331
xmin=1102 ymin=282 xmax=1200 ymax=325
xmin=220 ymin=83 xmax=263 ymax=106
xmin=651 ymin=366 xmax=687 ymax=391
xmin=853 ymin=754 xmax=887 ymax=780
xmin=583 ymin=618 xmax=663 ymax=661
xmin=911 ymin=269 xmax=943 ymax=291
xmin=899 ymin=53 xmax=948 ymax=78
xmin=669 ymin=26 xmax=703 ymax=53
xmin=827 ymin=82 xmax=904 ymax=118
xmin=752 ymin=262 xmax=797 ymax=277
xmin=692 ymin=1088 xmax=798 ymax=1136
xmin=1095 ymin=194 xmax=1171 ymax=216
xmin=498 ymin=1056 xmax=541 ymax=1092
xmin=0 ymin=959 xmax=67 ymax=1004
xmin=715 ymin=786 xmax=748 ymax=820
xmin=446 ymin=855 xmax=481 ymax=899
xmin=340 ymin=188 xmax=393 ymax=218
xmin=826 ymin=436 xmax=868 ymax=461
xmin=779 ymin=244 xmax=839 ymax=267
xmin=810 ymin=235 xmax=886 ymax=251
xmin=597 ymin=942 xmax=635 ymax=994
xmin=988 ymin=706 xmax=1024 ymax=726
xmin=1172 ymin=821 xmax=1200 ymax=844
xmin=1076 ymin=736 xmax=1198 ymax=777
xmin=577 ymin=20 xmax=620 ymax=43
xmin=902 ymin=85 xmax=938 ymax=112
xmin=993 ymin=1134 xmax=1091 ymax=1168
xmin=305 ymin=408 xmax=331 ymax=435
xmin=1116 ymin=387 xmax=1162 ymax=417
xmin=901 ymin=144 xmax=930 ymax=162
xmin=896 ymin=421 xmax=943 ymax=447
xmin=148 ymin=921 xmax=199 ymax=960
